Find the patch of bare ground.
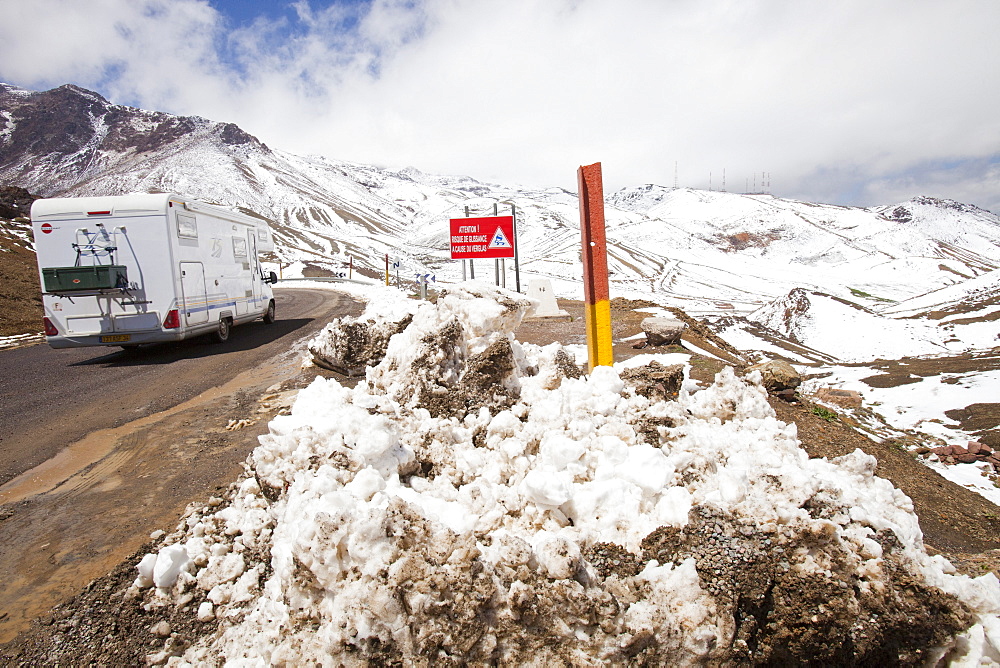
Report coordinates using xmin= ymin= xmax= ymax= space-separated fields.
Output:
xmin=0 ymin=237 xmax=42 ymax=337
xmin=859 ymin=351 xmax=1000 ymax=386
xmin=0 ymin=203 xmax=43 ymax=338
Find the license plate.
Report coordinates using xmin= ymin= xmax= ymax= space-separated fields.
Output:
xmin=100 ymin=334 xmax=131 ymax=343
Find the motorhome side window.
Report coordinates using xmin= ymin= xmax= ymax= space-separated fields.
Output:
xmin=232 ymin=236 xmax=248 ymax=258
xmin=177 ymin=214 xmax=197 ymax=239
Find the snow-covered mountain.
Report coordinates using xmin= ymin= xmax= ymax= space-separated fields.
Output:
xmin=4 ymin=87 xmax=1000 ymax=659
xmin=3 ymin=82 xmax=1000 ymax=362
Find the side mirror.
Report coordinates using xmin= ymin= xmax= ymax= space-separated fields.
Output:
xmin=268 ymin=271 xmax=278 ymax=284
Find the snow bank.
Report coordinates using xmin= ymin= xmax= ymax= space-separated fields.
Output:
xmin=132 ymin=283 xmax=999 ymax=665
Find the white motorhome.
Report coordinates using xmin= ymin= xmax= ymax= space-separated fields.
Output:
xmin=31 ymin=193 xmax=278 ymax=349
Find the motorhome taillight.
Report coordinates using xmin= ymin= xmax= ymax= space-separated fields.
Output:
xmin=163 ymin=310 xmax=181 ymax=329
xmin=43 ymin=317 xmax=58 ymax=336
xmin=87 ymin=210 xmax=111 ymax=216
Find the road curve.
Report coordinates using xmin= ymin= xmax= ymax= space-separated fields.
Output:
xmin=0 ymin=287 xmax=361 ymax=486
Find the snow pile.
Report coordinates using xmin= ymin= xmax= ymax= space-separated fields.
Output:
xmin=131 ymin=285 xmax=999 ymax=665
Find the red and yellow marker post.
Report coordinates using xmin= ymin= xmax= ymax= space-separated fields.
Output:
xmin=578 ymin=162 xmax=613 ymax=371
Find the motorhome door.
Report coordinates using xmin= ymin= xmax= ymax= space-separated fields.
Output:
xmin=249 ymin=231 xmax=261 ymax=304
xmin=180 ymin=262 xmax=209 ymax=325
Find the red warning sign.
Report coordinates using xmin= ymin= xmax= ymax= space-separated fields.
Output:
xmin=41 ymin=222 xmax=53 ymax=234
xmin=449 ymin=216 xmax=515 ymax=259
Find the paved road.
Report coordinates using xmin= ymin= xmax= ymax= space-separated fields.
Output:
xmin=0 ymin=286 xmax=365 ymax=643
xmin=0 ymin=287 xmax=362 ymax=487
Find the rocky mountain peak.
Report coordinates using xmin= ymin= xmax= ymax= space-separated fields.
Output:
xmin=217 ymin=122 xmax=260 ymax=147
xmin=55 ymin=83 xmax=110 ymax=105
xmin=0 ymin=82 xmax=269 ymax=195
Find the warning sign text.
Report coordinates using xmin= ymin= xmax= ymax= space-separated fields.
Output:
xmin=449 ymin=216 xmax=516 ymax=259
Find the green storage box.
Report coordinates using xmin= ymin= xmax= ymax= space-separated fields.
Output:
xmin=43 ymin=265 xmax=128 ymax=292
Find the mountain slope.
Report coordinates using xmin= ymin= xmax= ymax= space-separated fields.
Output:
xmin=3 ymin=83 xmax=1000 ymax=361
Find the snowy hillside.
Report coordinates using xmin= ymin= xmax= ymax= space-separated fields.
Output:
xmin=4 ymin=82 xmax=1000 ymax=471
xmin=4 ymin=83 xmax=1000 ymax=341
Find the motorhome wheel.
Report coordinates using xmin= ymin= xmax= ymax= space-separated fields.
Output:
xmin=213 ymin=317 xmax=231 ymax=343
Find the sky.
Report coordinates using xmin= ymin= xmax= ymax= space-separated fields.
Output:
xmin=1 ymin=0 xmax=1000 ymax=211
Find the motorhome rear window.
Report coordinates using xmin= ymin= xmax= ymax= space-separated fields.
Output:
xmin=177 ymin=214 xmax=197 ymax=239
xmin=232 ymin=236 xmax=247 ymax=258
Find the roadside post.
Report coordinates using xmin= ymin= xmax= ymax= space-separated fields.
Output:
xmin=385 ymin=253 xmax=389 ymax=286
xmin=415 ymin=273 xmax=435 ymax=299
xmin=578 ymin=162 xmax=613 ymax=370
xmin=512 ymin=203 xmax=521 ymax=292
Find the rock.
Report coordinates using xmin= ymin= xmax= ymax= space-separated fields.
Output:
xmin=197 ymin=601 xmax=215 ymax=622
xmin=640 ymin=317 xmax=686 ymax=346
xmin=772 ymin=388 xmax=799 ymax=403
xmin=967 ymin=441 xmax=991 ymax=456
xmin=954 ymin=453 xmax=980 ymax=464
xmin=747 ymin=360 xmax=801 ymax=393
xmin=813 ymin=387 xmax=862 ymax=409
xmin=150 ymin=620 xmax=171 ymax=637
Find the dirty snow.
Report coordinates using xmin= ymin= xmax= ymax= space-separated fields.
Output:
xmin=129 ymin=284 xmax=999 ymax=665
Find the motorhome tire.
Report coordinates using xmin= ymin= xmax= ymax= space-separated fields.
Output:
xmin=263 ymin=300 xmax=276 ymax=324
xmin=213 ymin=317 xmax=231 ymax=343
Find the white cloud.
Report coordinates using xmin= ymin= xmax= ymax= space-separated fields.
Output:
xmin=2 ymin=0 xmax=1000 ymax=209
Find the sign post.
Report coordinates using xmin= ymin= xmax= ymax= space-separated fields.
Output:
xmin=578 ymin=162 xmax=613 ymax=371
xmin=511 ymin=203 xmax=521 ymax=292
